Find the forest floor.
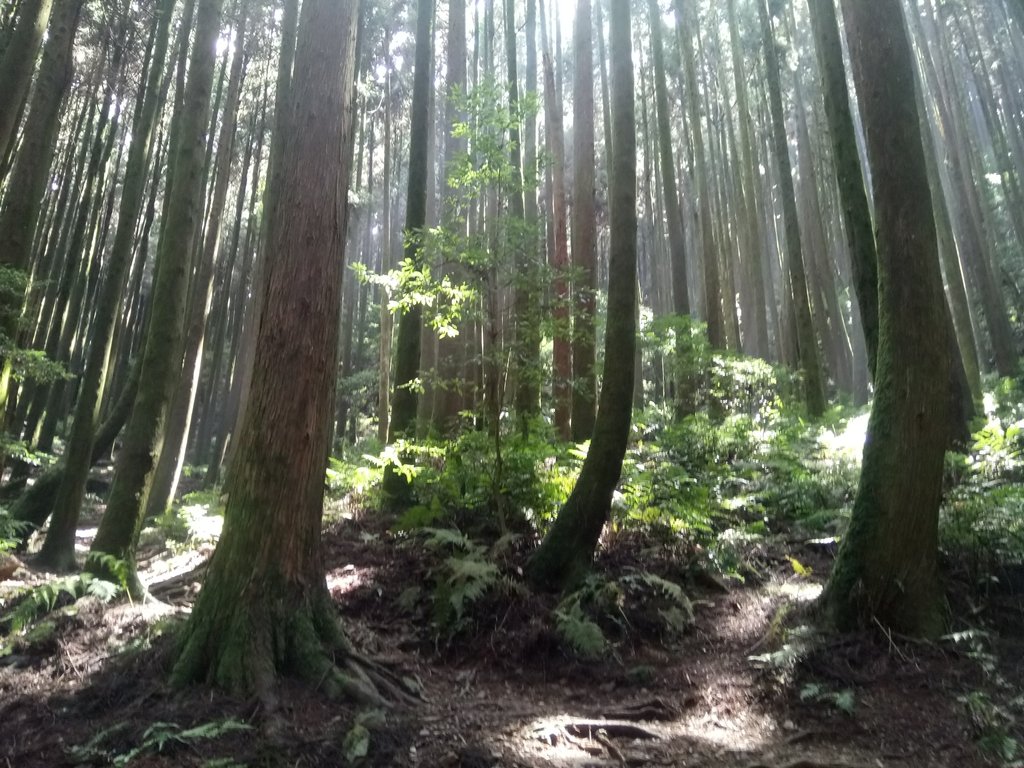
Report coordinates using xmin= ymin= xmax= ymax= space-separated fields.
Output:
xmin=1 ymin=493 xmax=1022 ymax=768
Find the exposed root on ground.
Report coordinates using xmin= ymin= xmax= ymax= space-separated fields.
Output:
xmin=172 ymin=584 xmax=421 ymax=721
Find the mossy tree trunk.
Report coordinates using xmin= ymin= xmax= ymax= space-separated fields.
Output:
xmin=823 ymin=0 xmax=951 ymax=638
xmin=88 ymin=0 xmax=226 ymax=592
xmin=807 ymin=0 xmax=879 ymax=381
xmin=526 ymin=0 xmax=636 ymax=592
xmin=144 ymin=5 xmax=249 ymax=524
xmin=172 ymin=0 xmax=401 ymax=704
xmin=0 ymin=0 xmax=84 ymax=423
xmin=0 ymin=0 xmax=53 ymax=166
xmin=35 ymin=0 xmax=176 ymax=571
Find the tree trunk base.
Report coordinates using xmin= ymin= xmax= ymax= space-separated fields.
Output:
xmin=171 ymin=583 xmax=418 ymax=710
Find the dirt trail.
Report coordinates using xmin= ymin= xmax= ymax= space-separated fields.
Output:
xmin=0 ymin=516 xmax=1012 ymax=767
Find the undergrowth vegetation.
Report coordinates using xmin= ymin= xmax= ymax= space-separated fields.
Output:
xmin=3 ymin=333 xmax=1024 ymax=763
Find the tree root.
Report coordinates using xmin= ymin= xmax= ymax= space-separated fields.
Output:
xmin=173 ymin=584 xmax=422 ymax=715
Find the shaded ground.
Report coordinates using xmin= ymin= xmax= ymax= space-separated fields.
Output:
xmin=1 ymin=506 xmax=1020 ymax=768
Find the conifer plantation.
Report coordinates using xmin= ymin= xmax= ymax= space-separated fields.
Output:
xmin=1 ymin=0 xmax=1023 ymax=765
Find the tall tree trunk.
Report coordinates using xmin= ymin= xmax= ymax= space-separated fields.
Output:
xmin=432 ymin=0 xmax=468 ymax=436
xmin=88 ymin=0 xmax=227 ymax=593
xmin=539 ymin=0 xmax=570 ymax=440
xmin=508 ymin=0 xmax=541 ymax=429
xmin=757 ymin=0 xmax=826 ymax=417
xmin=726 ymin=0 xmax=770 ymax=358
xmin=571 ymin=0 xmax=597 ymax=441
xmin=807 ymin=0 xmax=879 ymax=380
xmin=0 ymin=0 xmax=84 ymax=424
xmin=0 ymin=0 xmax=53 ymax=166
xmin=824 ymin=0 xmax=951 ymax=637
xmin=224 ymin=0 xmax=299 ymax=471
xmin=382 ymin=0 xmax=434 ymax=503
xmin=171 ymin=0 xmax=382 ymax=703
xmin=648 ymin=0 xmax=689 ymax=319
xmin=675 ymin=0 xmax=725 ymax=350
xmin=526 ymin=0 xmax=637 ymax=592
xmin=144 ymin=6 xmax=248 ymax=524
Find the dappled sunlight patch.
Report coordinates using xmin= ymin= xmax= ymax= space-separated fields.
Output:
xmin=816 ymin=412 xmax=869 ymax=463
xmin=73 ymin=526 xmax=98 ymax=553
xmin=771 ymin=580 xmax=823 ymax=603
xmin=141 ymin=547 xmax=210 ymax=593
xmin=672 ymin=693 xmax=777 ymax=751
xmin=326 ymin=563 xmax=378 ymax=598
xmin=177 ymin=502 xmax=223 ymax=542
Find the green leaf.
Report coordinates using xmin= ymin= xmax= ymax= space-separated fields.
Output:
xmin=343 ymin=723 xmax=370 ymax=763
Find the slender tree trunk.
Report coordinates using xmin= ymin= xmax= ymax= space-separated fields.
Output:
xmin=0 ymin=0 xmax=53 ymax=166
xmin=726 ymin=0 xmax=770 ymax=358
xmin=88 ymin=0 xmax=227 ymax=592
xmin=807 ymin=0 xmax=879 ymax=380
xmin=526 ymin=0 xmax=637 ymax=592
xmin=508 ymin=0 xmax=541 ymax=429
xmin=648 ymin=0 xmax=689 ymax=320
xmin=538 ymin=0 xmax=570 ymax=440
xmin=757 ymin=0 xmax=826 ymax=417
xmin=382 ymin=0 xmax=434 ymax=503
xmin=571 ymin=0 xmax=597 ymax=441
xmin=0 ymin=0 xmax=84 ymax=424
xmin=675 ymin=0 xmax=724 ymax=350
xmin=145 ymin=7 xmax=248 ymax=523
xmin=432 ymin=0 xmax=469 ymax=436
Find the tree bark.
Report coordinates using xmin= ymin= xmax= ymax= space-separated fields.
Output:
xmin=539 ymin=0 xmax=570 ymax=440
xmin=0 ymin=0 xmax=53 ymax=167
xmin=571 ymin=0 xmax=597 ymax=441
xmin=0 ymin=0 xmax=84 ymax=422
xmin=172 ymin=0 xmax=385 ymax=703
xmin=824 ymin=0 xmax=951 ymax=637
xmin=807 ymin=0 xmax=879 ymax=382
xmin=36 ymin=0 xmax=175 ymax=570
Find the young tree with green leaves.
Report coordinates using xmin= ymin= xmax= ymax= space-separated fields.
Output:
xmin=382 ymin=0 xmax=434 ymax=503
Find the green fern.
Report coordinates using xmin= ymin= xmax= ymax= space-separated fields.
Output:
xmin=554 ymin=602 xmax=608 ymax=660
xmin=444 ymin=556 xmax=499 ymax=621
xmin=418 ymin=526 xmax=476 ymax=552
xmin=70 ymin=718 xmax=253 ymax=767
xmin=3 ymin=571 xmax=122 ymax=635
